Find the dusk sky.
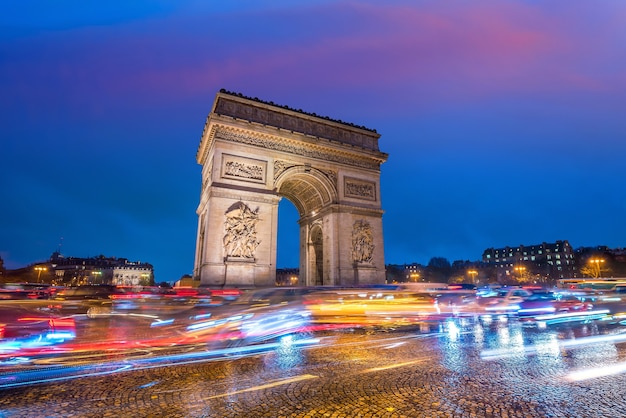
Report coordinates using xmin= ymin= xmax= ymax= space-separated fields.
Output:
xmin=2 ymin=1 xmax=625 ymax=282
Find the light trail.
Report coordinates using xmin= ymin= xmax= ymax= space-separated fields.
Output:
xmin=565 ymin=361 xmax=626 ymax=381
xmin=481 ymin=330 xmax=626 ymax=360
xmin=362 ymin=359 xmax=426 ymax=373
xmin=0 ymin=337 xmax=322 ymax=388
xmin=202 ymin=374 xmax=319 ymax=400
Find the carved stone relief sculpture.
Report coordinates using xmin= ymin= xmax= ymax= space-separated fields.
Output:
xmin=224 ymin=161 xmax=263 ymax=180
xmin=221 ymin=154 xmax=266 ymax=184
xmin=223 ymin=202 xmax=261 ymax=259
xmin=352 ymin=219 xmax=374 ymax=263
xmin=274 ymin=159 xmax=297 ymax=180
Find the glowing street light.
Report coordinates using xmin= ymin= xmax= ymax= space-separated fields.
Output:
xmin=34 ymin=266 xmax=47 ymax=283
xmin=589 ymin=258 xmax=605 ymax=278
xmin=514 ymin=266 xmax=526 ymax=282
xmin=467 ymin=269 xmax=478 ymax=284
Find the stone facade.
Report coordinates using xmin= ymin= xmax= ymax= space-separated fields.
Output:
xmin=194 ymin=90 xmax=388 ymax=288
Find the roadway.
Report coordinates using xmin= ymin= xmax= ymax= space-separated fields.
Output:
xmin=1 ymin=315 xmax=626 ymax=417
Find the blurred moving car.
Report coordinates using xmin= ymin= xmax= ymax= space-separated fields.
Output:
xmin=0 ymin=283 xmax=56 ymax=300
xmin=111 ymin=286 xmax=227 ymax=315
xmin=0 ymin=305 xmax=76 ymax=353
xmin=303 ymin=288 xmax=441 ymax=326
xmin=204 ymin=288 xmax=243 ymax=301
xmin=433 ymin=291 xmax=481 ymax=317
xmin=582 ymin=286 xmax=626 ymax=316
xmin=178 ymin=287 xmax=317 ymax=348
xmin=517 ymin=291 xmax=593 ymax=318
xmin=50 ymin=285 xmax=122 ymax=317
xmin=476 ymin=287 xmax=534 ymax=315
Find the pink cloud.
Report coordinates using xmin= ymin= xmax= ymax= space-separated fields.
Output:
xmin=2 ymin=0 xmax=625 ymax=118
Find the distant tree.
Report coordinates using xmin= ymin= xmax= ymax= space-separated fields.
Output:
xmin=514 ymin=269 xmax=534 ymax=284
xmin=425 ymin=257 xmax=452 ymax=283
xmin=385 ymin=264 xmax=405 ymax=283
xmin=579 ymin=266 xmax=599 ymax=278
xmin=156 ymin=281 xmax=172 ymax=288
xmin=448 ymin=274 xmax=466 ymax=284
xmin=579 ymin=253 xmax=613 ymax=278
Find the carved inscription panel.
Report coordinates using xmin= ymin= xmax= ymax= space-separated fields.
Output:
xmin=344 ymin=177 xmax=376 ymax=201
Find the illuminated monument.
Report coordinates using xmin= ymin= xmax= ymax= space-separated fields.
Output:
xmin=194 ymin=90 xmax=388 ymax=288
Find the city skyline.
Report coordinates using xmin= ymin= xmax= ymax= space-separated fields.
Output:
xmin=2 ymin=1 xmax=625 ymax=281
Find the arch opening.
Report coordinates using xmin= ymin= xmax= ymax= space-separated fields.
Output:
xmin=275 ymin=169 xmax=336 ymax=286
xmin=277 ymin=198 xmax=300 ymax=270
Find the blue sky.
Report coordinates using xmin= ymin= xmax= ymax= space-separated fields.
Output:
xmin=2 ymin=1 xmax=625 ymax=282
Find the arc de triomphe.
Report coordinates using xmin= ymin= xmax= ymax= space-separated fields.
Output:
xmin=193 ymin=90 xmax=388 ymax=288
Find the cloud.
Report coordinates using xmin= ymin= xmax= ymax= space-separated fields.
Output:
xmin=4 ymin=0 xmax=625 ymax=121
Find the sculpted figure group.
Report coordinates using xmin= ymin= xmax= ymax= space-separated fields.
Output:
xmin=223 ymin=202 xmax=261 ymax=259
xmin=352 ymin=219 xmax=374 ymax=263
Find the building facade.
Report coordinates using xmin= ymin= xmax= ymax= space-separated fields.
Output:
xmin=49 ymin=252 xmax=154 ymax=286
xmin=482 ymin=240 xmax=576 ymax=284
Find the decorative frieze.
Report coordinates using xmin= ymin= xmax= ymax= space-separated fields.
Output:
xmin=216 ymin=129 xmax=380 ymax=170
xmin=344 ymin=177 xmax=376 ymax=201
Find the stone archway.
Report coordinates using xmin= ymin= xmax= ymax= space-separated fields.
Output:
xmin=193 ymin=90 xmax=388 ymax=288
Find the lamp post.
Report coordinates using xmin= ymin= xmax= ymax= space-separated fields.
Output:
xmin=34 ymin=266 xmax=47 ymax=283
xmin=92 ymin=270 xmax=102 ymax=284
xmin=514 ymin=266 xmax=526 ymax=282
xmin=589 ymin=258 xmax=605 ymax=278
xmin=467 ymin=269 xmax=478 ymax=284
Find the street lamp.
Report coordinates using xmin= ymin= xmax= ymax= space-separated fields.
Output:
xmin=589 ymin=258 xmax=605 ymax=278
xmin=34 ymin=266 xmax=47 ymax=283
xmin=514 ymin=266 xmax=526 ymax=282
xmin=467 ymin=269 xmax=478 ymax=284
xmin=92 ymin=270 xmax=102 ymax=284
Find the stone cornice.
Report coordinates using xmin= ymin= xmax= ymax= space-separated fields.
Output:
xmin=206 ymin=184 xmax=281 ymax=205
xmin=197 ymin=91 xmax=388 ymax=168
xmin=319 ymin=203 xmax=385 ymax=219
xmin=215 ymin=89 xmax=378 ymax=133
xmin=208 ymin=91 xmax=380 ymax=147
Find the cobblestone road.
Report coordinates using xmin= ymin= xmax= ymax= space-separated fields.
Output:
xmin=1 ymin=318 xmax=626 ymax=417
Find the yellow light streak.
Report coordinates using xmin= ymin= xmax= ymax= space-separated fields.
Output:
xmin=204 ymin=374 xmax=318 ymax=399
xmin=362 ymin=359 xmax=425 ymax=373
